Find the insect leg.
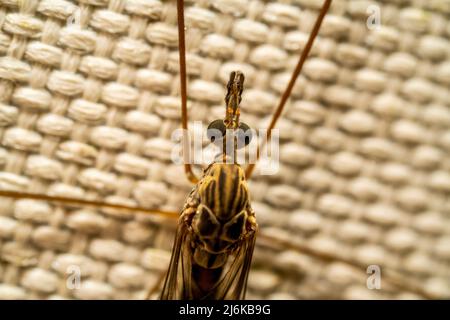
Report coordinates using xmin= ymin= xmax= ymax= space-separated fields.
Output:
xmin=176 ymin=0 xmax=199 ymax=184
xmin=145 ymin=269 xmax=167 ymax=299
xmin=0 ymin=190 xmax=178 ymax=219
xmin=245 ymin=0 xmax=333 ymax=179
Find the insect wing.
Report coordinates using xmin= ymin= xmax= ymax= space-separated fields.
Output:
xmin=160 ymin=220 xmax=191 ymax=299
xmin=161 ymin=209 xmax=257 ymax=300
xmin=212 ymin=228 xmax=257 ymax=300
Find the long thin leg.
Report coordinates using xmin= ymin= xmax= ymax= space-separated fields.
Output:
xmin=0 ymin=7 xmax=200 ymax=217
xmin=257 ymin=233 xmax=434 ymax=299
xmin=0 ymin=190 xmax=431 ymax=298
xmin=245 ymin=0 xmax=332 ymax=179
xmin=146 ymin=270 xmax=167 ymax=299
xmin=0 ymin=190 xmax=178 ymax=219
xmin=177 ymin=0 xmax=198 ymax=184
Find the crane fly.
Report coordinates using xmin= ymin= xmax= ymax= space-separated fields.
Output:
xmin=0 ymin=0 xmax=435 ymax=300
xmin=158 ymin=0 xmax=332 ymax=300
xmin=160 ymin=70 xmax=258 ymax=299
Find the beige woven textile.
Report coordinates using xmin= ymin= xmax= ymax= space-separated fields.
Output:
xmin=0 ymin=0 xmax=449 ymax=299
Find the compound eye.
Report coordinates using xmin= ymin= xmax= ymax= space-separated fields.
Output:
xmin=207 ymin=119 xmax=226 ymax=145
xmin=236 ymin=122 xmax=252 ymax=149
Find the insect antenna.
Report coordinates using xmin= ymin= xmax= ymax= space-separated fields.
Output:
xmin=245 ymin=0 xmax=332 ymax=179
xmin=176 ymin=0 xmax=198 ymax=184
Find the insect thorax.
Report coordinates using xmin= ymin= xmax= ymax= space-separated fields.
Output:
xmin=189 ymin=163 xmax=251 ymax=269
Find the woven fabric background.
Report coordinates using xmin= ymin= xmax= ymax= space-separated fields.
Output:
xmin=0 ymin=0 xmax=449 ymax=299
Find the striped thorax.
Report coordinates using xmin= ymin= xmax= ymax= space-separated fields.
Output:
xmin=190 ymin=163 xmax=254 ymax=269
